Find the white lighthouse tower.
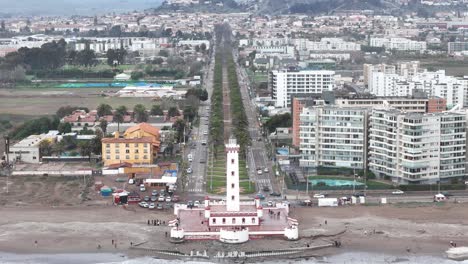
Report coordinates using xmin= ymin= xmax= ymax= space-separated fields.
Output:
xmin=225 ymin=136 xmax=240 ymax=211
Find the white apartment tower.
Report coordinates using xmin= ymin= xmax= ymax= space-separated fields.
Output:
xmin=269 ymin=69 xmax=335 ymax=108
xmin=369 ymin=109 xmax=466 ymax=184
xmin=299 ymin=106 xmax=369 ymax=169
xmin=225 ymin=137 xmax=240 ymax=211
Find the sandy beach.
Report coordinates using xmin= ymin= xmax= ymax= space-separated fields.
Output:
xmin=0 ymin=202 xmax=467 ymax=260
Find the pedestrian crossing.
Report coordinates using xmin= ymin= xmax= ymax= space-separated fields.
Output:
xmin=256 ymin=179 xmax=270 ymax=184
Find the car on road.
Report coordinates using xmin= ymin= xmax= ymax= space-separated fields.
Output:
xmin=158 ymin=195 xmax=165 ymax=202
xmin=143 ymin=196 xmax=150 ymax=202
xmin=255 ymin=193 xmax=265 ymax=200
xmin=200 ymin=159 xmax=206 ymax=163
xmin=194 ymin=200 xmax=201 ymax=207
xmin=165 ymin=196 xmax=172 ymax=202
xmin=187 ymin=200 xmax=194 ymax=208
xmin=262 ymin=185 xmax=270 ymax=192
xmin=267 ymin=201 xmax=274 ymax=207
xmin=148 ymin=203 xmax=155 ymax=209
xmin=392 ymin=190 xmax=405 ymax=195
xmin=300 ymin=200 xmax=312 ymax=206
xmin=138 ymin=201 xmax=148 ymax=208
xmin=186 ymin=167 xmax=193 ymax=174
xmin=188 ymin=154 xmax=193 ymax=162
xmin=270 ymin=192 xmax=281 ymax=197
xmin=156 ymin=203 xmax=163 ymax=210
xmin=353 ymin=192 xmax=366 ymax=197
xmin=257 ymin=169 xmax=263 ymax=175
xmin=151 ymin=190 xmax=158 ymax=196
xmin=139 ymin=184 xmax=146 ymax=192
xmin=203 ymin=131 xmax=208 ymax=135
xmin=313 ymin=193 xmax=326 ymax=198
xmin=263 ymin=168 xmax=269 ymax=173
xmin=257 ymin=137 xmax=262 ymax=141
xmin=201 ymin=140 xmax=207 ymax=145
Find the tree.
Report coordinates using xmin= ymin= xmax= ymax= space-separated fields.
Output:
xmin=58 ymin=122 xmax=72 ymax=134
xmin=115 ymin=105 xmax=127 ymax=116
xmin=56 ymin=106 xmax=89 ymax=119
xmin=134 ymin=104 xmax=148 ymax=122
xmin=92 ymin=130 xmax=103 ymax=155
xmin=151 ymin=105 xmax=163 ymax=116
xmin=53 ymin=141 xmax=65 ymax=156
xmin=158 ymin=49 xmax=169 ymax=57
xmin=99 ymin=119 xmax=108 ymax=133
xmin=168 ymin=106 xmax=180 ymax=117
xmin=39 ymin=140 xmax=52 ymax=157
xmin=152 ymin=57 xmax=164 ymax=65
xmin=131 ymin=71 xmax=144 ymax=80
xmin=172 ymin=119 xmax=186 ymax=143
xmin=76 ymin=48 xmax=97 ymax=67
xmin=78 ymin=141 xmax=93 ymax=159
xmin=97 ymin=103 xmax=113 ymax=117
xmin=61 ymin=135 xmax=77 ymax=150
xmin=183 ymin=106 xmax=197 ymax=122
xmin=106 ymin=49 xmax=117 ymax=66
xmin=265 ymin=113 xmax=292 ymax=133
xmin=200 ymin=43 xmax=207 ymax=53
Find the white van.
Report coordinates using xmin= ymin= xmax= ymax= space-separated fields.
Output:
xmin=434 ymin=193 xmax=447 ymax=202
xmin=188 ymin=154 xmax=193 ymax=162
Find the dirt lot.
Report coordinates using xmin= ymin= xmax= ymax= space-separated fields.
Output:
xmin=0 ymin=87 xmax=155 ymax=116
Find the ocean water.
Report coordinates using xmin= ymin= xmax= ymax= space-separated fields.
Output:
xmin=0 ymin=252 xmax=467 ymax=264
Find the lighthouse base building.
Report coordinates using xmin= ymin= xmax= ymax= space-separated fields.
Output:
xmin=170 ymin=137 xmax=298 ymax=243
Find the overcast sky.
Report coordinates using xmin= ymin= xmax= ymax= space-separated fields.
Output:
xmin=0 ymin=0 xmax=163 ymax=16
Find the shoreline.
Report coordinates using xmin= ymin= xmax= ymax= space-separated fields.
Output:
xmin=0 ymin=204 xmax=466 ymax=262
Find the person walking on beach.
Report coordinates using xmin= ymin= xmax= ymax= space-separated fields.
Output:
xmin=34 ymin=240 xmax=38 ymax=247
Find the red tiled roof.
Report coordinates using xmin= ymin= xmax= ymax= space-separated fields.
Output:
xmin=124 ymin=122 xmax=160 ymax=137
xmin=102 ymin=136 xmax=154 ymax=144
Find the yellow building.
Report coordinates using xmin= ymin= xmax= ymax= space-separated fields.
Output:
xmin=101 ymin=123 xmax=161 ymax=166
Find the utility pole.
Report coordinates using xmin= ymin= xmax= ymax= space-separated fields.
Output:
xmin=4 ymin=136 xmax=10 ymax=194
xmin=353 ymin=168 xmax=356 ymax=194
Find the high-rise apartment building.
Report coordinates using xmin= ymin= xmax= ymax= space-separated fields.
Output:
xmin=299 ymin=106 xmax=369 ymax=169
xmin=269 ymin=69 xmax=335 ymax=107
xmin=369 ymin=109 xmax=466 ymax=184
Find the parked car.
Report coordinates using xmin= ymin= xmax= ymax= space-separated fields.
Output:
xmin=172 ymin=195 xmax=180 ymax=202
xmin=148 ymin=203 xmax=155 ymax=209
xmin=139 ymin=184 xmax=146 ymax=192
xmin=263 ymin=167 xmax=269 ymax=173
xmin=203 ymin=131 xmax=208 ymax=135
xmin=158 ymin=195 xmax=165 ymax=202
xmin=257 ymin=169 xmax=263 ymax=175
xmin=165 ymin=196 xmax=172 ymax=202
xmin=392 ymin=190 xmax=405 ymax=195
xmin=313 ymin=193 xmax=326 ymax=198
xmin=255 ymin=193 xmax=265 ymax=200
xmin=267 ymin=201 xmax=274 ymax=207
xmin=150 ymin=196 xmax=157 ymax=202
xmin=187 ymin=167 xmax=193 ymax=174
xmin=270 ymin=192 xmax=281 ymax=197
xmin=151 ymin=190 xmax=158 ymax=196
xmin=156 ymin=203 xmax=163 ymax=210
xmin=353 ymin=192 xmax=366 ymax=197
xmin=144 ymin=196 xmax=150 ymax=202
xmin=201 ymin=140 xmax=207 ymax=145
xmin=194 ymin=200 xmax=201 ymax=207
xmin=138 ymin=201 xmax=148 ymax=208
